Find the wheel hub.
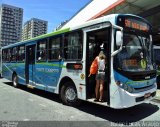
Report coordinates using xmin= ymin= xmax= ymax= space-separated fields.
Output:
xmin=65 ymin=87 xmax=76 ymax=101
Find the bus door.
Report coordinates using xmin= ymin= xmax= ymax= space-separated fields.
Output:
xmin=25 ymin=44 xmax=36 ymax=86
xmin=84 ymin=23 xmax=111 ymax=105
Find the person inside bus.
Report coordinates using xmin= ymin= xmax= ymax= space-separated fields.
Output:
xmin=94 ymin=51 xmax=106 ymax=102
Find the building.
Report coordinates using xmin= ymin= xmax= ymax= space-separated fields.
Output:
xmin=0 ymin=4 xmax=23 ymax=47
xmin=22 ymin=18 xmax=48 ymax=41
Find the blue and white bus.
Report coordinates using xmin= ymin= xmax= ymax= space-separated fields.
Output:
xmin=2 ymin=14 xmax=157 ymax=108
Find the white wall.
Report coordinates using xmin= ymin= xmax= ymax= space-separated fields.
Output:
xmin=61 ymin=0 xmax=119 ymax=29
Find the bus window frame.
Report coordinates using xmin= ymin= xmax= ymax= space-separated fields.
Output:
xmin=17 ymin=45 xmax=25 ymax=63
xmin=11 ymin=46 xmax=17 ymax=63
xmin=48 ymin=35 xmax=62 ymax=62
xmin=63 ymin=30 xmax=83 ymax=61
xmin=2 ymin=49 xmax=7 ymax=62
xmin=36 ymin=39 xmax=48 ymax=62
xmin=7 ymin=48 xmax=11 ymax=63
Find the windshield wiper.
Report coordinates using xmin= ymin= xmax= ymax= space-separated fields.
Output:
xmin=130 ymin=30 xmax=143 ymax=48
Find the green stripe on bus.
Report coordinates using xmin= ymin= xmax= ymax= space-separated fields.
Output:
xmin=2 ymin=28 xmax=70 ymax=49
xmin=37 ymin=62 xmax=66 ymax=68
xmin=27 ymin=28 xmax=70 ymax=41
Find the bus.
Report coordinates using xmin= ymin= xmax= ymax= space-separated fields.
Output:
xmin=1 ymin=14 xmax=157 ymax=109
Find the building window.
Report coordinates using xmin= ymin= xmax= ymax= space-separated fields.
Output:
xmin=64 ymin=31 xmax=83 ymax=60
xmin=37 ymin=39 xmax=47 ymax=61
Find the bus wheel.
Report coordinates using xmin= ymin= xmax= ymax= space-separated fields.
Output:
xmin=60 ymin=82 xmax=80 ymax=106
xmin=12 ymin=74 xmax=18 ymax=87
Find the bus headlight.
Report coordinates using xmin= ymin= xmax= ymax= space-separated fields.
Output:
xmin=116 ymin=81 xmax=135 ymax=93
xmin=121 ymin=83 xmax=135 ymax=93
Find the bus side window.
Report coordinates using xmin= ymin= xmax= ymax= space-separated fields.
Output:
xmin=64 ymin=31 xmax=82 ymax=60
xmin=2 ymin=49 xmax=8 ymax=62
xmin=48 ymin=36 xmax=61 ymax=61
xmin=37 ymin=39 xmax=47 ymax=61
xmin=11 ymin=47 xmax=17 ymax=62
xmin=17 ymin=46 xmax=25 ymax=62
xmin=8 ymin=49 xmax=11 ymax=62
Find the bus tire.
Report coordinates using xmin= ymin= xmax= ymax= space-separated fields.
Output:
xmin=12 ymin=74 xmax=19 ymax=88
xmin=60 ymin=82 xmax=81 ymax=106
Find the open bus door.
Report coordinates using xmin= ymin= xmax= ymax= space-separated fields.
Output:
xmin=84 ymin=22 xmax=111 ymax=105
xmin=25 ymin=44 xmax=36 ymax=88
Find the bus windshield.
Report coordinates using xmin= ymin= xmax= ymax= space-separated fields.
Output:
xmin=117 ymin=32 xmax=154 ymax=72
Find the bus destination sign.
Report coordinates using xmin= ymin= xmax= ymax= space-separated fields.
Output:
xmin=125 ymin=18 xmax=150 ymax=32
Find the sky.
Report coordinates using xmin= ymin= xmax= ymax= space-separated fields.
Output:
xmin=0 ymin=0 xmax=91 ymax=32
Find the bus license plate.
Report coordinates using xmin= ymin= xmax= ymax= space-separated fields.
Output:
xmin=144 ymin=93 xmax=151 ymax=98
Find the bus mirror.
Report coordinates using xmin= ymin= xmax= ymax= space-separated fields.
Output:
xmin=116 ymin=31 xmax=123 ymax=47
xmin=111 ymin=31 xmax=123 ymax=57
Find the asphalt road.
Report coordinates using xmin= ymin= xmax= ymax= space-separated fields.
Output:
xmin=0 ymin=78 xmax=160 ymax=127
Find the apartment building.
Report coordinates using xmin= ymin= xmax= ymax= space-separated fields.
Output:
xmin=22 ymin=18 xmax=48 ymax=41
xmin=0 ymin=4 xmax=23 ymax=47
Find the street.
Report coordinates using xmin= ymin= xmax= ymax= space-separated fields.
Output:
xmin=0 ymin=78 xmax=160 ymax=126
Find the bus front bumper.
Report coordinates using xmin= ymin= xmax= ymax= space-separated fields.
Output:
xmin=111 ymin=83 xmax=157 ymax=109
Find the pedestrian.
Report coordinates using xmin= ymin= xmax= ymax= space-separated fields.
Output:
xmin=93 ymin=51 xmax=106 ymax=102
